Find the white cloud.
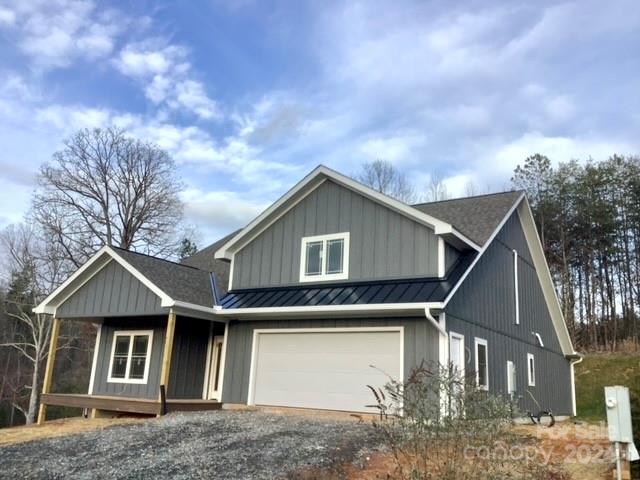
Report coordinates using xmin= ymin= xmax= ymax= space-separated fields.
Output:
xmin=8 ymin=0 xmax=123 ymax=69
xmin=114 ymin=41 xmax=220 ymax=120
xmin=0 ymin=6 xmax=16 ymax=25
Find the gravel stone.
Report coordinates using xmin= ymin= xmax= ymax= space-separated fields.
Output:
xmin=0 ymin=410 xmax=384 ymax=479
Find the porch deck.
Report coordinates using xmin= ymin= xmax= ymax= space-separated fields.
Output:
xmin=41 ymin=393 xmax=222 ymax=416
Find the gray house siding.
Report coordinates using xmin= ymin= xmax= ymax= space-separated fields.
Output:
xmin=446 ymin=210 xmax=572 ymax=415
xmin=444 ymin=243 xmax=460 ymax=274
xmin=57 ymin=260 xmax=164 ymax=318
xmin=232 ymin=180 xmax=440 ymax=289
xmin=221 ymin=317 xmax=439 ymax=404
xmin=91 ymin=316 xmax=166 ymax=399
xmin=167 ymin=318 xmax=212 ymax=399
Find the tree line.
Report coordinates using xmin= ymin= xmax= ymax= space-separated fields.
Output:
xmin=512 ymin=154 xmax=640 ymax=353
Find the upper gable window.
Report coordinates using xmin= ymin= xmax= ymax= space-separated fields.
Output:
xmin=299 ymin=233 xmax=350 ymax=282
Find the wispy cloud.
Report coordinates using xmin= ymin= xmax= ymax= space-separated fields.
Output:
xmin=114 ymin=40 xmax=220 ymax=120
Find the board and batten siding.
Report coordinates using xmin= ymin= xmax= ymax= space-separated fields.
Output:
xmin=221 ymin=317 xmax=439 ymax=404
xmin=445 ymin=209 xmax=573 ymax=415
xmin=168 ymin=318 xmax=219 ymax=399
xmin=57 ymin=260 xmax=164 ymax=318
xmin=232 ymin=180 xmax=440 ymax=289
xmin=91 ymin=317 xmax=166 ymax=399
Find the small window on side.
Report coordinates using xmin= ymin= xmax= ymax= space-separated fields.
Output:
xmin=527 ymin=353 xmax=535 ymax=387
xmin=474 ymin=338 xmax=488 ymax=390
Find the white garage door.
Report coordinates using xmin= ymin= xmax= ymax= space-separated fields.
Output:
xmin=249 ymin=328 xmax=403 ymax=412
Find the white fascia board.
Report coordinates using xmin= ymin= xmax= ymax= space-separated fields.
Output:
xmin=214 ymin=165 xmax=477 ymax=259
xmin=517 ymin=199 xmax=575 ymax=355
xmin=34 ymin=246 xmax=112 ymax=314
xmin=34 ymin=246 xmax=176 ymax=315
xmin=215 ymin=302 xmax=445 ymax=319
xmin=442 ymin=192 xmax=525 ymax=306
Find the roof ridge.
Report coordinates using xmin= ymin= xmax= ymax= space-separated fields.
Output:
xmin=110 ymin=246 xmax=207 ymax=272
xmin=412 ymin=189 xmax=523 ymax=207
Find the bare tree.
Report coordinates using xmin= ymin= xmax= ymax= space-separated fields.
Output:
xmin=0 ymin=224 xmax=69 ymax=424
xmin=356 ymin=159 xmax=417 ymax=203
xmin=424 ymin=172 xmax=450 ymax=202
xmin=32 ymin=127 xmax=184 ymax=267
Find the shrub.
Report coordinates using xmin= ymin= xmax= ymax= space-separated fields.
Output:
xmin=368 ymin=362 xmax=560 ymax=480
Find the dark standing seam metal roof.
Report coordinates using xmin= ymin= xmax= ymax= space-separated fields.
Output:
xmin=412 ymin=190 xmax=523 ymax=246
xmin=219 ymin=253 xmax=475 ymax=309
xmin=111 ymin=247 xmax=215 ymax=307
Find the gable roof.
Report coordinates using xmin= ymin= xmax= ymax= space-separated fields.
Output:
xmin=34 ymin=245 xmax=216 ymax=315
xmin=413 ymin=191 xmax=523 ymax=246
xmin=214 ymin=165 xmax=482 ymax=259
xmin=111 ymin=247 xmax=215 ymax=307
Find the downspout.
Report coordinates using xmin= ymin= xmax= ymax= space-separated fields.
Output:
xmin=569 ymin=353 xmax=583 ymax=417
xmin=425 ymin=307 xmax=447 ymax=337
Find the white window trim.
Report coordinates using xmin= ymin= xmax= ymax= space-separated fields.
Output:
xmin=474 ymin=337 xmax=489 ymax=390
xmin=107 ymin=330 xmax=154 ymax=384
xmin=527 ymin=353 xmax=535 ymax=387
xmin=513 ymin=249 xmax=519 ymax=325
xmin=299 ymin=232 xmax=350 ymax=282
xmin=246 ymin=326 xmax=404 ymax=406
xmin=507 ymin=360 xmax=516 ymax=395
xmin=533 ymin=332 xmax=544 ymax=347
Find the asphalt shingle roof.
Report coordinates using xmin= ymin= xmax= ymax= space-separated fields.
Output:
xmin=412 ymin=190 xmax=523 ymax=246
xmin=180 ymin=230 xmax=239 ymax=296
xmin=112 ymin=247 xmax=215 ymax=307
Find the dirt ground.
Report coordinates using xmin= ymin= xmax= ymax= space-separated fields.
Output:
xmin=294 ymin=420 xmax=615 ymax=480
xmin=0 ymin=416 xmax=145 ymax=446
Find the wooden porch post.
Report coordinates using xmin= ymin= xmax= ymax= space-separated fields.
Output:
xmin=37 ymin=317 xmax=61 ymax=425
xmin=158 ymin=311 xmax=177 ymax=409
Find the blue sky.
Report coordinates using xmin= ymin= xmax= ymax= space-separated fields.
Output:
xmin=0 ymin=0 xmax=638 ymax=245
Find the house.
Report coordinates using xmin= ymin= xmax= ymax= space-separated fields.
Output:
xmin=34 ymin=165 xmax=580 ymax=421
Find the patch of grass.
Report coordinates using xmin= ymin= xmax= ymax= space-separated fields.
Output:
xmin=575 ymin=354 xmax=640 ymax=421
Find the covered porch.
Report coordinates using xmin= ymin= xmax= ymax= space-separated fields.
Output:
xmin=34 ymin=246 xmax=228 ymax=423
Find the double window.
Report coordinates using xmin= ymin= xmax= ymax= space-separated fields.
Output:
xmin=299 ymin=233 xmax=350 ymax=282
xmin=474 ymin=338 xmax=489 ymax=390
xmin=108 ymin=330 xmax=153 ymax=384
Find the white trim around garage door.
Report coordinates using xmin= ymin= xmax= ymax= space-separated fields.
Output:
xmin=246 ymin=326 xmax=404 ymax=407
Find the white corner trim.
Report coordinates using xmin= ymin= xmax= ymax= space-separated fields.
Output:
xmin=214 ymin=165 xmax=476 ymax=260
xmin=87 ymin=323 xmax=103 ymax=395
xmin=513 ymin=249 xmax=520 ymax=325
xmin=106 ymin=329 xmax=154 ymax=384
xmin=246 ymin=326 xmax=405 ymax=406
xmin=474 ymin=337 xmax=489 ymax=390
xmin=527 ymin=352 xmax=535 ymax=387
xmin=299 ymin=232 xmax=350 ymax=282
xmin=438 ymin=238 xmax=446 ymax=277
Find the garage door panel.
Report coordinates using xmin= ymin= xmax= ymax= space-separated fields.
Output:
xmin=251 ymin=330 xmax=402 ymax=412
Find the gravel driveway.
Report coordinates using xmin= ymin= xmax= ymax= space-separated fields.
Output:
xmin=0 ymin=410 xmax=384 ymax=479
